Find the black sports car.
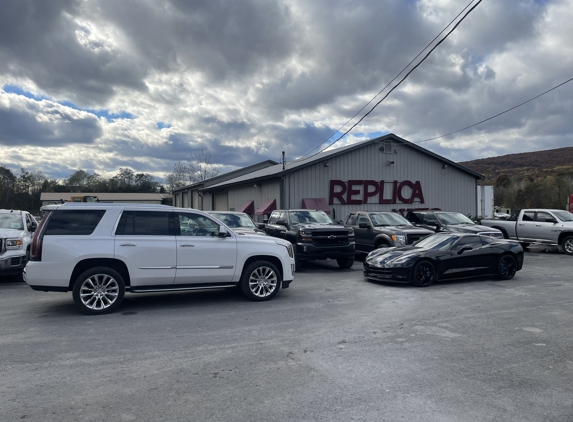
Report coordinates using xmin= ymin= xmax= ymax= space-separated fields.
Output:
xmin=363 ymin=233 xmax=524 ymax=287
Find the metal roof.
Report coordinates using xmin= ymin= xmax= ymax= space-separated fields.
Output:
xmin=40 ymin=192 xmax=171 ymax=201
xmin=204 ymin=134 xmax=483 ymax=190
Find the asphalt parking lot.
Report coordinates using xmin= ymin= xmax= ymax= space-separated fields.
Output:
xmin=1 ymin=248 xmax=572 ymax=422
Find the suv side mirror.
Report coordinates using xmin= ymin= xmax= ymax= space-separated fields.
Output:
xmin=29 ymin=221 xmax=38 ymax=232
xmin=218 ymin=226 xmax=229 ymax=238
xmin=276 ymin=219 xmax=287 ymax=226
xmin=256 ymin=223 xmax=266 ymax=229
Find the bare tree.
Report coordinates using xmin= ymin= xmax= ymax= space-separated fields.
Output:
xmin=164 ymin=146 xmax=220 ymax=192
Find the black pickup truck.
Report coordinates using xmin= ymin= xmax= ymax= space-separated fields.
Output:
xmin=345 ymin=211 xmax=433 ymax=254
xmin=262 ymin=209 xmax=355 ymax=270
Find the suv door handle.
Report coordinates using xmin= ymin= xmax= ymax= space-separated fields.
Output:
xmin=120 ymin=243 xmax=136 ymax=247
xmin=180 ymin=244 xmax=195 ymax=247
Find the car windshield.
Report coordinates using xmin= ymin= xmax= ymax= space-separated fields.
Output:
xmin=553 ymin=211 xmax=573 ymax=222
xmin=436 ymin=212 xmax=474 ymax=225
xmin=289 ymin=210 xmax=333 ymax=224
xmin=369 ymin=212 xmax=412 ymax=227
xmin=210 ymin=213 xmax=256 ymax=228
xmin=0 ymin=214 xmax=23 ymax=230
xmin=414 ymin=234 xmax=458 ymax=250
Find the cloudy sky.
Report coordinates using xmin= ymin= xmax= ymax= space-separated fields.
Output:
xmin=1 ymin=0 xmax=572 ymax=181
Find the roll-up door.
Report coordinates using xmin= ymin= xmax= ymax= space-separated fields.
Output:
xmin=214 ymin=192 xmax=228 ymax=210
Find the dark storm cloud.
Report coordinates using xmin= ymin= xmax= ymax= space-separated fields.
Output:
xmin=0 ymin=0 xmax=147 ymax=106
xmin=94 ymin=0 xmax=297 ymax=82
xmin=0 ymin=96 xmax=102 ymax=147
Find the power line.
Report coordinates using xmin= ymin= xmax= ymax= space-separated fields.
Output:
xmin=414 ymin=76 xmax=573 ymax=144
xmin=298 ymin=0 xmax=480 ymax=160
xmin=306 ymin=0 xmax=483 ymax=158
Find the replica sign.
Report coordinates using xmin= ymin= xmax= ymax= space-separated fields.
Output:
xmin=329 ymin=180 xmax=425 ymax=205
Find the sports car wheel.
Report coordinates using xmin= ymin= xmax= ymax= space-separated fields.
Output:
xmin=72 ymin=267 xmax=125 ymax=315
xmin=497 ymin=254 xmax=517 ymax=280
xmin=411 ymin=260 xmax=435 ymax=287
xmin=240 ymin=261 xmax=281 ymax=301
xmin=562 ymin=236 xmax=573 ymax=255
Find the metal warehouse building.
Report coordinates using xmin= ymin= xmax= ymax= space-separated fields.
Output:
xmin=173 ymin=134 xmax=483 ymax=221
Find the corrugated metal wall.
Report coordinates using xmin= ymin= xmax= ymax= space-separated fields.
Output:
xmin=227 ymin=179 xmax=281 ymax=221
xmin=285 ymin=141 xmax=477 ymax=219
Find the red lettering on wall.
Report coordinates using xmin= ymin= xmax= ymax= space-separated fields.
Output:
xmin=347 ymin=180 xmax=363 ymax=205
xmin=328 ymin=180 xmax=426 ymax=205
xmin=329 ymin=180 xmax=347 ymax=205
xmin=379 ymin=180 xmax=392 ymax=204
xmin=363 ymin=180 xmax=379 ymax=203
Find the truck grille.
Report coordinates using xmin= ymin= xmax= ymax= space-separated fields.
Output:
xmin=0 ymin=239 xmax=4 ymax=254
xmin=312 ymin=231 xmax=349 ymax=246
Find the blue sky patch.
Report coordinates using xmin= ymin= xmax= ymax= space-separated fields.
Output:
xmin=2 ymin=84 xmax=134 ymax=121
xmin=156 ymin=122 xmax=172 ymax=129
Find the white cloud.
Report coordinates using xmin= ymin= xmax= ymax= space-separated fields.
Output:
xmin=0 ymin=0 xmax=571 ymax=180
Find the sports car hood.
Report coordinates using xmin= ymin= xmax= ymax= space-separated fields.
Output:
xmin=365 ymin=246 xmax=423 ymax=265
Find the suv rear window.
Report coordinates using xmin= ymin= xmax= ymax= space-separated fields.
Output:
xmin=44 ymin=210 xmax=106 ymax=235
xmin=116 ymin=211 xmax=174 ymax=236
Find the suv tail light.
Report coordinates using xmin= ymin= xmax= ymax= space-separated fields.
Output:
xmin=30 ymin=211 xmax=51 ymax=261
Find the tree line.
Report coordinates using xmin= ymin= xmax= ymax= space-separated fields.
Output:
xmin=0 ymin=166 xmax=164 ymax=214
xmin=493 ymin=174 xmax=573 ymax=212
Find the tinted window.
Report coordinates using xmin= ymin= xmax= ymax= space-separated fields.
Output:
xmin=422 ymin=214 xmax=440 ymax=225
xmin=178 ymin=213 xmax=220 ymax=236
xmin=369 ymin=212 xmax=411 ymax=226
xmin=522 ymin=212 xmax=535 ymax=221
xmin=535 ymin=212 xmax=554 ymax=223
xmin=345 ymin=213 xmax=356 ymax=225
xmin=116 ymin=211 xmax=172 ymax=236
xmin=44 ymin=210 xmax=106 ymax=235
xmin=357 ymin=215 xmax=369 ymax=226
xmin=268 ymin=211 xmax=280 ymax=225
xmin=407 ymin=213 xmax=422 ymax=224
xmin=453 ymin=236 xmax=482 ymax=251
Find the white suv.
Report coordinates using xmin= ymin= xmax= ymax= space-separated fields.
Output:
xmin=0 ymin=209 xmax=37 ymax=277
xmin=24 ymin=203 xmax=295 ymax=314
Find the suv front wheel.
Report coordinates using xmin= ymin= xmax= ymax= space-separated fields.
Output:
xmin=72 ymin=267 xmax=126 ymax=315
xmin=240 ymin=261 xmax=281 ymax=301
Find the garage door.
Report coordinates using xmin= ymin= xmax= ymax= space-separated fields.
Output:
xmin=214 ymin=192 xmax=228 ymax=210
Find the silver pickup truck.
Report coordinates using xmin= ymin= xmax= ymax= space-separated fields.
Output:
xmin=481 ymin=209 xmax=573 ymax=255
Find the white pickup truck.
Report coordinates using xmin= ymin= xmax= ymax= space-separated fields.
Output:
xmin=0 ymin=209 xmax=37 ymax=276
xmin=481 ymin=209 xmax=573 ymax=255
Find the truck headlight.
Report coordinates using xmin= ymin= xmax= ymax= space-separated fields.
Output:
xmin=391 ymin=235 xmax=406 ymax=245
xmin=6 ymin=239 xmax=23 ymax=249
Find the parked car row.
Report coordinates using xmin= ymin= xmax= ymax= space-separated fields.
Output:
xmin=15 ymin=204 xmax=571 ymax=315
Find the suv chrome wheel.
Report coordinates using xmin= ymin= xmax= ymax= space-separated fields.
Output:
xmin=248 ymin=266 xmax=278 ymax=298
xmin=73 ymin=267 xmax=126 ymax=314
xmin=562 ymin=236 xmax=573 ymax=255
xmin=240 ymin=261 xmax=281 ymax=301
xmin=79 ymin=274 xmax=120 ymax=310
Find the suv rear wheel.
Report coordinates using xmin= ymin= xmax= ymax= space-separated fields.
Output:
xmin=72 ymin=267 xmax=125 ymax=315
xmin=240 ymin=261 xmax=281 ymax=301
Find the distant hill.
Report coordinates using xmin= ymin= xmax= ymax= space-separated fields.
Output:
xmin=459 ymin=146 xmax=573 ymax=183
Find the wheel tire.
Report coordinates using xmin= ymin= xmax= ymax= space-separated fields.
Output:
xmin=411 ymin=260 xmax=436 ymax=287
xmin=375 ymin=242 xmax=390 ymax=250
xmin=497 ymin=254 xmax=517 ymax=280
xmin=336 ymin=258 xmax=354 ymax=269
xmin=240 ymin=261 xmax=281 ymax=301
xmin=72 ymin=267 xmax=125 ymax=315
xmin=24 ymin=247 xmax=31 ymax=264
xmin=561 ymin=236 xmax=573 ymax=256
